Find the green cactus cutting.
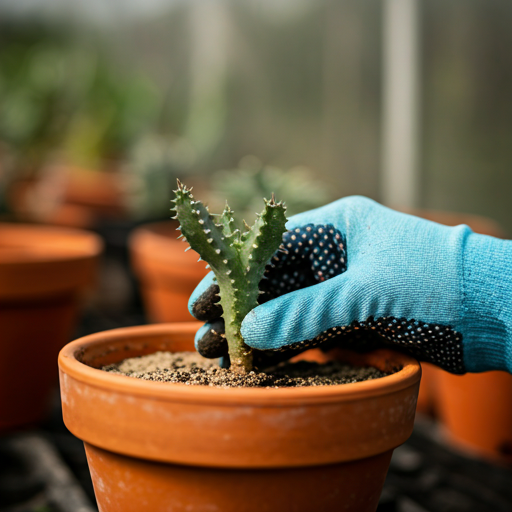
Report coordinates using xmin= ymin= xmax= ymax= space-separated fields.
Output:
xmin=172 ymin=179 xmax=287 ymax=372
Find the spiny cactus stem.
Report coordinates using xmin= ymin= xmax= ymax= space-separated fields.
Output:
xmin=173 ymin=181 xmax=287 ymax=373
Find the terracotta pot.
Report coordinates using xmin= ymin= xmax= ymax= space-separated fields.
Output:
xmin=129 ymin=222 xmax=209 ymax=323
xmin=8 ymin=166 xmax=129 ymax=230
xmin=0 ymin=223 xmax=102 ymax=432
xmin=61 ymin=167 xmax=128 ymax=219
xmin=435 ymin=370 xmax=512 ymax=463
xmin=59 ymin=322 xmax=421 ymax=512
xmin=415 ymin=362 xmax=440 ymax=417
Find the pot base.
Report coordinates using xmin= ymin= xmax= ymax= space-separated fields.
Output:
xmin=85 ymin=443 xmax=392 ymax=512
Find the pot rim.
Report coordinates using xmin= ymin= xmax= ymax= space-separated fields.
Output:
xmin=0 ymin=223 xmax=103 ymax=265
xmin=128 ymin=221 xmax=207 ymax=277
xmin=59 ymin=322 xmax=421 ymax=406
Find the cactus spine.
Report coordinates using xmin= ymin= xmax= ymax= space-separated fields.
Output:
xmin=172 ymin=180 xmax=287 ymax=372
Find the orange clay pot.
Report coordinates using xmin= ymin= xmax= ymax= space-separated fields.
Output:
xmin=0 ymin=223 xmax=102 ymax=432
xmin=8 ymin=167 xmax=128 ymax=230
xmin=129 ymin=222 xmax=209 ymax=323
xmin=59 ymin=322 xmax=421 ymax=512
xmin=415 ymin=362 xmax=440 ymax=417
xmin=435 ymin=370 xmax=512 ymax=463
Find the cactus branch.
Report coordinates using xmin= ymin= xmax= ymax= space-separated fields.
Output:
xmin=173 ymin=180 xmax=287 ymax=372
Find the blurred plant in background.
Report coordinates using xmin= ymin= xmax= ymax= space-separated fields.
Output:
xmin=0 ymin=20 xmax=179 ymax=224
xmin=121 ymin=133 xmax=197 ymax=221
xmin=0 ymin=21 xmax=163 ymax=170
xmin=208 ymin=155 xmax=332 ymax=227
xmin=0 ymin=23 xmax=86 ymax=215
xmin=60 ymin=59 xmax=162 ymax=170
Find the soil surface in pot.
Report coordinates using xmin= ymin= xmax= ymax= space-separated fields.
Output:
xmin=102 ymin=351 xmax=391 ymax=388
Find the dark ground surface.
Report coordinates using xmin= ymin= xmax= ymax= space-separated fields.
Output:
xmin=2 ymin=220 xmax=512 ymax=511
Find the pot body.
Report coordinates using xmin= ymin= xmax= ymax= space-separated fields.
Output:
xmin=129 ymin=222 xmax=209 ymax=323
xmin=435 ymin=370 xmax=512 ymax=463
xmin=0 ymin=223 xmax=102 ymax=431
xmin=84 ymin=442 xmax=392 ymax=512
xmin=59 ymin=323 xmax=421 ymax=512
xmin=415 ymin=362 xmax=439 ymax=417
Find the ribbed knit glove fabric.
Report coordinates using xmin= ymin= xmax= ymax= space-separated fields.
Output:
xmin=189 ymin=196 xmax=512 ymax=373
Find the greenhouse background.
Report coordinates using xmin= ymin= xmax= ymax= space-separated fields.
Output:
xmin=1 ymin=0 xmax=511 ymax=232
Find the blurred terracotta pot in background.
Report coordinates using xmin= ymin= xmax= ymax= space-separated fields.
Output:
xmin=0 ymin=223 xmax=102 ymax=432
xmin=8 ymin=166 xmax=129 ymax=230
xmin=435 ymin=370 xmax=512 ymax=463
xmin=59 ymin=322 xmax=421 ymax=512
xmin=129 ymin=222 xmax=209 ymax=323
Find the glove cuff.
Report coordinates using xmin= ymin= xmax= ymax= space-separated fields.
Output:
xmin=462 ymin=232 xmax=512 ymax=372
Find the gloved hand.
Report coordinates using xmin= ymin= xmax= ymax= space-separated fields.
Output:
xmin=189 ymin=196 xmax=512 ymax=373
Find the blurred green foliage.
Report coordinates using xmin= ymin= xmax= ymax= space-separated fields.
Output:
xmin=0 ymin=22 xmax=163 ymax=174
xmin=208 ymin=156 xmax=332 ymax=226
xmin=0 ymin=24 xmax=79 ymax=174
xmin=0 ymin=21 xmax=170 ymax=218
xmin=122 ymin=133 xmax=196 ymax=220
xmin=61 ymin=60 xmax=162 ymax=168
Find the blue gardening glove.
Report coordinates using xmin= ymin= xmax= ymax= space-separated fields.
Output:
xmin=189 ymin=196 xmax=512 ymax=374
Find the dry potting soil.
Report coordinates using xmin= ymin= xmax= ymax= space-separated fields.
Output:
xmin=102 ymin=351 xmax=391 ymax=388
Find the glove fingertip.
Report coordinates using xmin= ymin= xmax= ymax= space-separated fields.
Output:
xmin=194 ymin=323 xmax=212 ymax=351
xmin=195 ymin=320 xmax=228 ymax=359
xmin=189 ymin=273 xmax=222 ymax=321
xmin=189 ymin=273 xmax=213 ymax=308
xmin=241 ymin=308 xmax=287 ymax=351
